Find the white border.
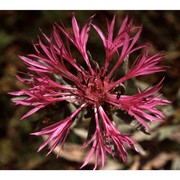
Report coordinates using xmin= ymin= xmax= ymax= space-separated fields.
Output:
xmin=0 ymin=170 xmax=180 ymax=180
xmin=0 ymin=0 xmax=180 ymax=10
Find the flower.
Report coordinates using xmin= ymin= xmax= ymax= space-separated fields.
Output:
xmin=9 ymin=14 xmax=170 ymax=169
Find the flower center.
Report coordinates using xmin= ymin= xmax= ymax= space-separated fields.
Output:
xmin=76 ymin=68 xmax=111 ymax=106
xmin=86 ymin=77 xmax=104 ymax=101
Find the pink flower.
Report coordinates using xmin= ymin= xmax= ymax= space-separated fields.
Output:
xmin=9 ymin=14 xmax=170 ymax=169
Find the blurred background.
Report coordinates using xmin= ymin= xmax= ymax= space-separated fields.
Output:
xmin=0 ymin=10 xmax=180 ymax=170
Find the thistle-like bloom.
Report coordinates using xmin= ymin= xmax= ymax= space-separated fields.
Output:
xmin=9 ymin=15 xmax=170 ymax=169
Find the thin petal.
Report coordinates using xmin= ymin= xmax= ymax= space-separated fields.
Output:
xmin=21 ymin=104 xmax=46 ymax=120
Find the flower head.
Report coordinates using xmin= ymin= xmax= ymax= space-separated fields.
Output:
xmin=9 ymin=14 xmax=170 ymax=169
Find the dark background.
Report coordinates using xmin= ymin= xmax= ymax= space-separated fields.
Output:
xmin=0 ymin=10 xmax=180 ymax=170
